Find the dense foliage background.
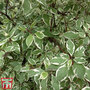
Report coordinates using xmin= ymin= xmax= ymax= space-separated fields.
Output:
xmin=0 ymin=0 xmax=90 ymax=90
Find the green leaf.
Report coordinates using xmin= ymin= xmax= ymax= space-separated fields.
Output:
xmin=30 ymin=20 xmax=37 ymax=29
xmin=12 ymin=33 xmax=21 ymax=41
xmin=22 ymin=39 xmax=28 ymax=51
xmin=26 ymin=34 xmax=34 ymax=47
xmin=0 ymin=59 xmax=4 ymax=67
xmin=68 ymin=67 xmax=74 ymax=81
xmin=36 ymin=0 xmax=46 ymax=6
xmin=69 ymin=85 xmax=76 ymax=90
xmin=4 ymin=46 xmax=14 ymax=52
xmin=56 ymin=64 xmax=68 ymax=81
xmin=74 ymin=57 xmax=86 ymax=64
xmin=0 ymin=38 xmax=8 ymax=46
xmin=39 ymin=79 xmax=47 ymax=90
xmin=0 ymin=51 xmax=5 ymax=59
xmin=20 ymin=64 xmax=30 ymax=72
xmin=10 ymin=61 xmax=22 ymax=67
xmin=79 ymin=32 xmax=86 ymax=38
xmin=28 ymin=58 xmax=36 ymax=65
xmin=73 ymin=63 xmax=85 ymax=79
xmin=18 ymin=25 xmax=26 ymax=31
xmin=51 ymin=75 xmax=60 ymax=90
xmin=27 ymin=68 xmax=43 ymax=77
xmin=9 ymin=26 xmax=18 ymax=37
xmin=47 ymin=64 xmax=60 ymax=71
xmin=23 ymin=0 xmax=30 ymax=14
xmin=34 ymin=76 xmax=40 ymax=85
xmin=43 ymin=14 xmax=50 ymax=25
xmin=66 ymin=39 xmax=75 ymax=56
xmin=82 ymin=86 xmax=90 ymax=90
xmin=35 ymin=31 xmax=45 ymax=39
xmin=0 ymin=2 xmax=4 ymax=10
xmin=50 ymin=8 xmax=57 ymax=14
xmin=32 ymin=49 xmax=42 ymax=55
xmin=63 ymin=31 xmax=79 ymax=39
xmin=74 ymin=46 xmax=85 ymax=57
xmin=85 ymin=67 xmax=90 ymax=82
xmin=44 ymin=58 xmax=50 ymax=70
xmin=60 ymin=53 xmax=70 ymax=60
xmin=50 ymin=56 xmax=67 ymax=65
xmin=40 ymin=72 xmax=48 ymax=79
xmin=83 ymin=23 xmax=89 ymax=33
xmin=67 ymin=59 xmax=72 ymax=68
xmin=76 ymin=19 xmax=83 ymax=28
xmin=12 ymin=42 xmax=20 ymax=53
xmin=4 ymin=42 xmax=20 ymax=53
xmin=10 ymin=71 xmax=15 ymax=78
xmin=16 ymin=73 xmax=26 ymax=83
xmin=14 ymin=65 xmax=22 ymax=72
xmin=83 ymin=37 xmax=90 ymax=45
xmin=34 ymin=36 xmax=43 ymax=49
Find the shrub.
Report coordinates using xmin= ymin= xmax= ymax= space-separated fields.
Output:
xmin=0 ymin=0 xmax=90 ymax=90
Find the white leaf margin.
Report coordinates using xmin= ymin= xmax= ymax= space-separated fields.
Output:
xmin=82 ymin=86 xmax=90 ymax=90
xmin=56 ymin=64 xmax=68 ymax=82
xmin=66 ymin=39 xmax=75 ymax=56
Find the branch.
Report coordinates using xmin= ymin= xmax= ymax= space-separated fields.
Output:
xmin=47 ymin=37 xmax=73 ymax=59
xmin=0 ymin=11 xmax=16 ymax=25
xmin=5 ymin=0 xmax=9 ymax=15
xmin=57 ymin=11 xmax=67 ymax=16
xmin=48 ymin=37 xmax=66 ymax=53
xmin=50 ymin=15 xmax=53 ymax=32
xmin=64 ymin=18 xmax=67 ymax=32
xmin=53 ymin=14 xmax=57 ymax=28
xmin=26 ymin=28 xmax=32 ymax=34
xmin=0 ymin=11 xmax=10 ymax=20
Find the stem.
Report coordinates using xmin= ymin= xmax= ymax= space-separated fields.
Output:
xmin=53 ymin=14 xmax=57 ymax=28
xmin=48 ymin=37 xmax=66 ymax=53
xmin=64 ymin=18 xmax=67 ymax=32
xmin=5 ymin=0 xmax=9 ymax=15
xmin=50 ymin=15 xmax=53 ymax=32
xmin=48 ymin=37 xmax=73 ymax=59
xmin=0 ymin=11 xmax=16 ymax=25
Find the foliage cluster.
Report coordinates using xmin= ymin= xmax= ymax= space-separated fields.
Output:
xmin=0 ymin=0 xmax=90 ymax=90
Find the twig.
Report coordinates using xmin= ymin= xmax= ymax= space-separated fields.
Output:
xmin=57 ymin=11 xmax=68 ymax=16
xmin=26 ymin=28 xmax=32 ymax=34
xmin=50 ymin=15 xmax=53 ymax=32
xmin=5 ymin=0 xmax=9 ymax=15
xmin=0 ymin=11 xmax=11 ymax=20
xmin=47 ymin=37 xmax=73 ymax=59
xmin=0 ymin=11 xmax=16 ymax=25
xmin=53 ymin=14 xmax=57 ymax=28
xmin=48 ymin=37 xmax=66 ymax=53
xmin=64 ymin=18 xmax=67 ymax=32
